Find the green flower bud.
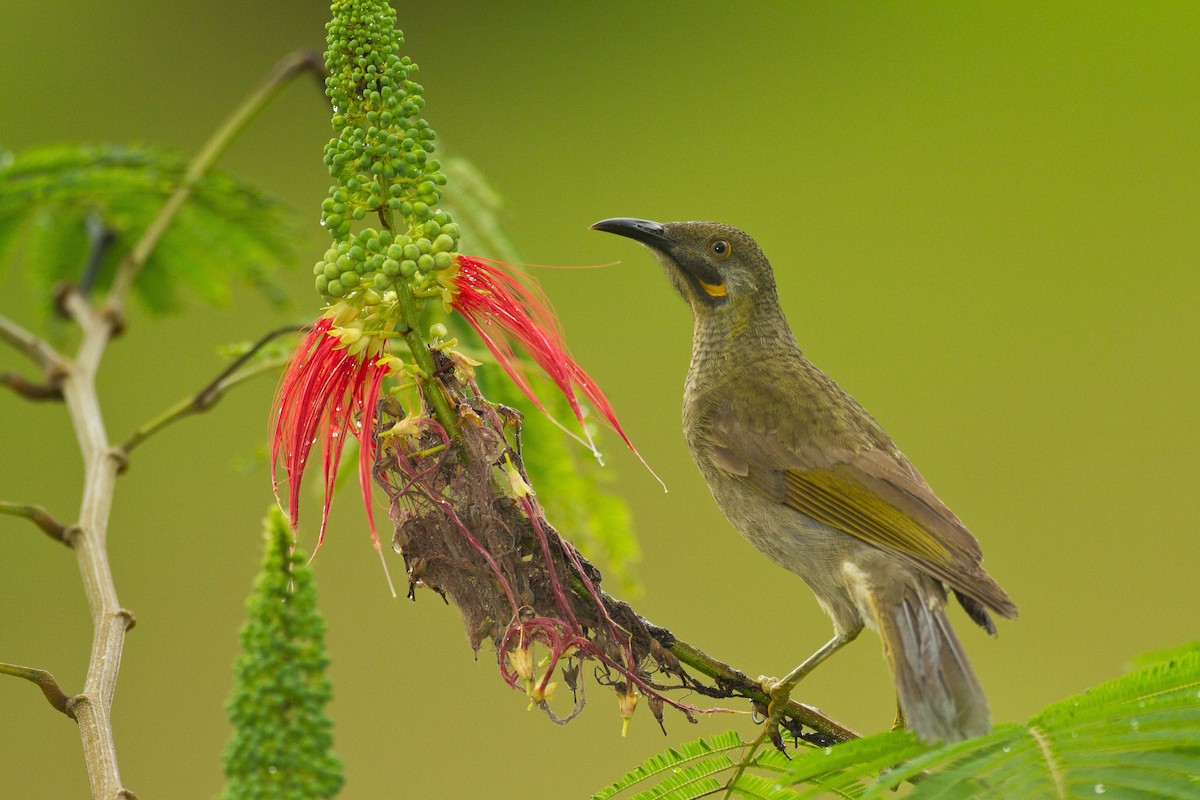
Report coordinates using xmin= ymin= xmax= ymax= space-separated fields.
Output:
xmin=316 ymin=275 xmax=330 ymax=293
xmin=429 ymin=322 xmax=448 ymax=339
xmin=322 ymin=0 xmax=456 ymax=304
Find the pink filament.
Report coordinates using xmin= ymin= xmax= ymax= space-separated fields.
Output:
xmin=269 ymin=316 xmax=389 ymax=554
xmin=450 ymin=255 xmax=649 ymax=471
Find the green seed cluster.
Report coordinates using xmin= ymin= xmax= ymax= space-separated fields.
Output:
xmin=312 ymin=217 xmax=459 ymax=298
xmin=317 ymin=0 xmax=459 ymax=302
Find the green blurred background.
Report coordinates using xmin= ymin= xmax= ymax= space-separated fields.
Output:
xmin=2 ymin=1 xmax=1197 ymax=797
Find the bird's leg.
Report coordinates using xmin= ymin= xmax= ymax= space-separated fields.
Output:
xmin=723 ymin=630 xmax=858 ymax=798
xmin=760 ymin=629 xmax=859 ymax=719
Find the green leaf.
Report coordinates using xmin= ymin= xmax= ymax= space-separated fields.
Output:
xmin=0 ymin=144 xmax=296 ymax=314
xmin=592 ymin=731 xmax=747 ymax=800
xmin=596 ymin=642 xmax=1200 ymax=800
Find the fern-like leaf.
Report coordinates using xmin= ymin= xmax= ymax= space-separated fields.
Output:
xmin=592 ymin=731 xmax=747 ymax=800
xmin=0 ymin=144 xmax=295 ymax=314
xmin=597 ymin=642 xmax=1200 ymax=800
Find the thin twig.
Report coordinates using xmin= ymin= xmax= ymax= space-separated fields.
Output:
xmin=0 ymin=662 xmax=73 ymax=716
xmin=0 ymin=313 xmax=68 ymax=373
xmin=0 ymin=502 xmax=74 ymax=546
xmin=0 ymin=371 xmax=64 ymax=401
xmin=120 ymin=325 xmax=303 ymax=457
xmin=104 ymin=49 xmax=326 ymax=323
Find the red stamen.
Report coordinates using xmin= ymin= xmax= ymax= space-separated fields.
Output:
xmin=450 ymin=255 xmax=656 ymax=481
xmin=270 ymin=317 xmax=391 ymax=560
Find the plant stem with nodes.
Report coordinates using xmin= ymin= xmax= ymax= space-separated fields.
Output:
xmin=0 ymin=50 xmax=327 ymax=800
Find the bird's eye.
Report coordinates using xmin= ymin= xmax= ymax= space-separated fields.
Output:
xmin=710 ymin=239 xmax=731 ymax=259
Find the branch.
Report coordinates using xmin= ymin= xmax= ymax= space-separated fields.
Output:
xmin=51 ymin=287 xmax=137 ymax=798
xmin=578 ymin=580 xmax=859 ymax=745
xmin=119 ymin=325 xmax=302 ymax=458
xmin=105 ymin=49 xmax=327 ymax=321
xmin=0 ymin=662 xmax=72 ymax=716
xmin=4 ymin=52 xmax=327 ymax=799
xmin=0 ymin=502 xmax=74 ymax=546
xmin=0 ymin=314 xmax=68 ymax=381
xmin=0 ymin=371 xmax=64 ymax=401
xmin=663 ymin=630 xmax=860 ymax=744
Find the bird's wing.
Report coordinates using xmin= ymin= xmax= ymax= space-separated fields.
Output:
xmin=705 ymin=397 xmax=1017 ymax=619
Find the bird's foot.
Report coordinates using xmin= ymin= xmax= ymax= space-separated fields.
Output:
xmin=721 ymin=677 xmax=800 ymax=797
xmin=756 ymin=674 xmax=800 ymax=749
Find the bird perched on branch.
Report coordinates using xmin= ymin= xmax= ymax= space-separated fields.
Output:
xmin=592 ymin=218 xmax=1017 ymax=744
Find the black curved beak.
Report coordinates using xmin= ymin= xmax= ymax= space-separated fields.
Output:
xmin=590 ymin=217 xmax=672 ymax=252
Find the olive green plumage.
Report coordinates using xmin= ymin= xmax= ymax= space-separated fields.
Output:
xmin=593 ymin=217 xmax=1017 ymax=743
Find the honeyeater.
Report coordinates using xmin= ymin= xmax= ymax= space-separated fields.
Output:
xmin=592 ymin=218 xmax=1017 ymax=743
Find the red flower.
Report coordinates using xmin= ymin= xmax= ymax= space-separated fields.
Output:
xmin=449 ymin=255 xmax=648 ymax=470
xmin=270 ymin=315 xmax=389 ymax=553
xmin=270 ymin=254 xmax=656 ymax=567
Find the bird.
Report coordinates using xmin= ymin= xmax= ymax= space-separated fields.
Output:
xmin=591 ymin=217 xmax=1017 ymax=744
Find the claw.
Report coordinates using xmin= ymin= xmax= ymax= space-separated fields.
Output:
xmin=891 ymin=699 xmax=907 ymax=733
xmin=768 ymin=724 xmax=789 ymax=756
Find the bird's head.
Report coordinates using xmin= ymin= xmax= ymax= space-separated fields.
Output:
xmin=590 ymin=218 xmax=778 ymax=321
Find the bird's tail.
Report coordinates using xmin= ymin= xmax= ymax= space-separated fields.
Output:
xmin=871 ymin=579 xmax=990 ymax=743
